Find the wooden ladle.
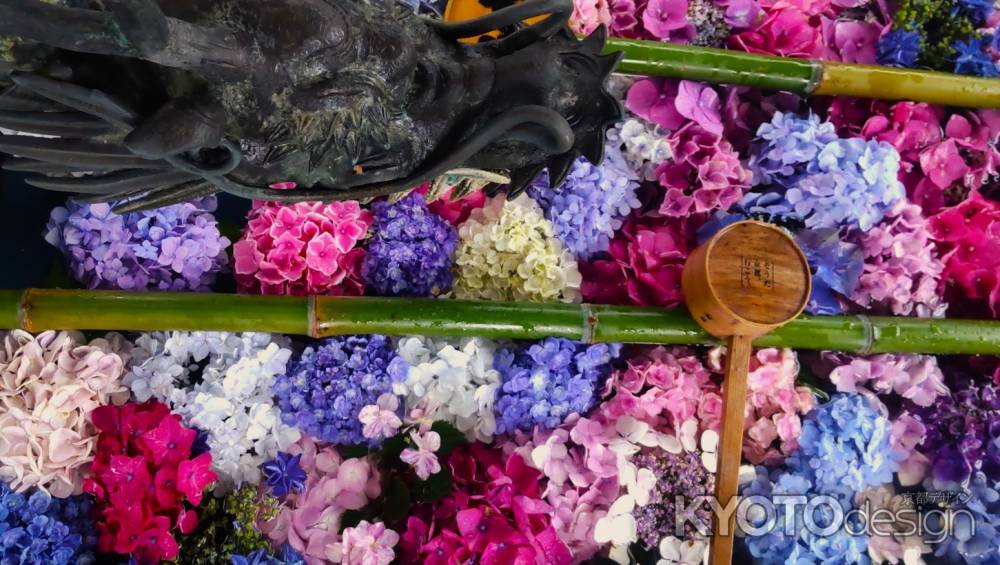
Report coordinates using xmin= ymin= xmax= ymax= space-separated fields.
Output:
xmin=681 ymin=220 xmax=812 ymax=565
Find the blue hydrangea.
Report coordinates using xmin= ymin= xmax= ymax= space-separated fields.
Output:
xmin=362 ymin=193 xmax=458 ymax=297
xmin=231 ymin=546 xmax=305 ymax=565
xmin=493 ymin=338 xmax=621 ymax=433
xmin=926 ymin=472 xmax=1000 ymax=564
xmin=795 ymin=229 xmax=863 ymax=315
xmin=741 ymin=467 xmax=870 ymax=565
xmin=748 ymin=112 xmax=838 ymax=187
xmin=749 ymin=114 xmax=905 ymax=231
xmin=740 ymin=395 xmax=892 ymax=564
xmin=954 ymin=37 xmax=1000 ymax=77
xmin=953 ymin=0 xmax=995 ymax=25
xmin=261 ymin=452 xmax=307 ymax=498
xmin=877 ymin=29 xmax=922 ymax=67
xmin=528 ymin=144 xmax=641 ymax=260
xmin=786 ymin=393 xmax=896 ymax=498
xmin=273 ymin=335 xmax=408 ymax=446
xmin=0 ymin=482 xmax=96 ymax=564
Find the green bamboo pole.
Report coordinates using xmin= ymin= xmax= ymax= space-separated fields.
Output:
xmin=3 ymin=289 xmax=1000 ymax=355
xmin=605 ymin=38 xmax=1000 ymax=109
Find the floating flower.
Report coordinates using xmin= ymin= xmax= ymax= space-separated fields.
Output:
xmin=400 ymin=430 xmax=442 ymax=480
xmin=494 ymin=338 xmax=620 ymax=434
xmin=954 ymin=36 xmax=1000 ymax=77
xmin=273 ymin=335 xmax=408 ymax=446
xmin=124 ymin=332 xmax=300 ymax=491
xmin=44 ymin=198 xmax=230 ymax=291
xmin=877 ymin=29 xmax=922 ymax=67
xmin=0 ymin=482 xmax=97 ymax=564
xmin=358 ymin=393 xmax=403 ymax=441
xmin=262 ymin=452 xmax=307 ymax=498
xmin=609 ymin=118 xmax=674 ymax=181
xmin=528 ymin=146 xmax=642 ymax=260
xmin=643 ymin=0 xmax=695 ymax=41
xmin=234 ymin=201 xmax=371 ymax=296
xmin=361 ymin=193 xmax=457 ymax=297
xmin=257 ymin=437 xmax=381 ymax=565
xmin=580 ymin=213 xmax=703 ymax=307
xmin=729 ymin=8 xmax=821 ymax=58
xmin=393 ymin=336 xmax=502 ymax=442
xmin=928 ymin=194 xmax=1000 ymax=316
xmin=914 ymin=380 xmax=1000 ymax=486
xmin=0 ymin=330 xmax=128 ymax=497
xmin=656 ymin=122 xmax=751 ymax=217
xmin=454 ymin=194 xmax=582 ymax=303
xmin=794 ymin=228 xmax=863 ymax=315
xmin=337 ymin=521 xmax=400 ymax=565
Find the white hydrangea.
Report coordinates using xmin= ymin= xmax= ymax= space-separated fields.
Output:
xmin=124 ymin=332 xmax=300 ymax=492
xmin=394 ymin=336 xmax=501 ymax=442
xmin=608 ymin=119 xmax=672 ymax=182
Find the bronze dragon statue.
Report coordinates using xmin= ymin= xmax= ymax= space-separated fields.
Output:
xmin=0 ymin=0 xmax=622 ymax=211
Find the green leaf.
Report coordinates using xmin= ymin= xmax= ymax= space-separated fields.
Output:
xmin=379 ymin=433 xmax=408 ymax=465
xmin=338 ymin=444 xmax=370 ymax=459
xmin=412 ymin=466 xmax=453 ymax=503
xmin=431 ymin=420 xmax=466 ymax=457
xmin=381 ymin=477 xmax=413 ymax=524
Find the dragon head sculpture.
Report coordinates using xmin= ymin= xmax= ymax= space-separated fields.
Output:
xmin=0 ymin=0 xmax=621 ymax=210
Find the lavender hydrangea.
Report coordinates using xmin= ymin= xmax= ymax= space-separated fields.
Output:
xmin=493 ymin=338 xmax=620 ymax=434
xmin=926 ymin=472 xmax=1000 ymax=564
xmin=44 ymin=198 xmax=230 ymax=291
xmin=273 ymin=335 xmax=408 ymax=446
xmin=361 ymin=193 xmax=457 ymax=297
xmin=748 ymin=113 xmax=906 ymax=231
xmin=528 ymin=145 xmax=641 ymax=260
xmin=0 ymin=482 xmax=96 ymax=564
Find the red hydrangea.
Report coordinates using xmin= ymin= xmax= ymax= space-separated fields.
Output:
xmin=399 ymin=444 xmax=572 ymax=565
xmin=580 ymin=213 xmax=703 ymax=307
xmin=233 ymin=201 xmax=372 ymax=296
xmin=84 ymin=401 xmax=217 ymax=564
xmin=928 ymin=193 xmax=1000 ymax=317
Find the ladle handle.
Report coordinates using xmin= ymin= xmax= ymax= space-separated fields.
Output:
xmin=709 ymin=333 xmax=752 ymax=565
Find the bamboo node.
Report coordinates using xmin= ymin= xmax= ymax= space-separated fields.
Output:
xmin=856 ymin=314 xmax=874 ymax=355
xmin=580 ymin=303 xmax=595 ymax=343
xmin=307 ymin=295 xmax=319 ymax=339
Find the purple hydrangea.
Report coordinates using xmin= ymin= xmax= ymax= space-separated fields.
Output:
xmin=273 ymin=335 xmax=408 ymax=446
xmin=493 ymin=338 xmax=621 ymax=434
xmin=44 ymin=198 xmax=230 ymax=291
xmin=633 ymin=449 xmax=714 ymax=548
xmin=926 ymin=472 xmax=1000 ymax=564
xmin=795 ymin=228 xmax=863 ymax=315
xmin=748 ymin=112 xmax=838 ymax=187
xmin=915 ymin=381 xmax=1000 ymax=486
xmin=528 ymin=144 xmax=641 ymax=260
xmin=361 ymin=193 xmax=457 ymax=297
xmin=261 ymin=452 xmax=306 ymax=498
xmin=0 ymin=482 xmax=96 ymax=565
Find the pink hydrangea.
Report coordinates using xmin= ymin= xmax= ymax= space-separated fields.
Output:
xmin=707 ymin=347 xmax=815 ymax=465
xmin=626 ymin=79 xmax=723 ymax=135
xmin=0 ymin=330 xmax=129 ymax=498
xmin=820 ymin=18 xmax=883 ymax=64
xmin=258 ymin=436 xmax=381 ymax=565
xmin=337 ymin=520 xmax=400 ymax=565
xmin=848 ymin=200 xmax=948 ymax=317
xmin=580 ymin=213 xmax=703 ymax=307
xmin=729 ymin=8 xmax=822 ymax=58
xmin=421 ymin=185 xmax=487 ymax=227
xmin=928 ymin=193 xmax=1000 ymax=317
xmin=642 ymin=0 xmax=695 ymax=42
xmin=655 ymin=122 xmax=751 ymax=216
xmin=828 ymin=354 xmax=949 ymax=407
xmin=570 ymin=0 xmax=612 ymax=35
xmin=234 ymin=201 xmax=372 ymax=296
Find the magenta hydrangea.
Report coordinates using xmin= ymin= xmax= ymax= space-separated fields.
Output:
xmin=233 ymin=201 xmax=371 ymax=296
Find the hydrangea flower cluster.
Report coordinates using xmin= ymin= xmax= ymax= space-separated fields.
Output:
xmin=45 ymin=198 xmax=230 ymax=291
xmin=914 ymin=380 xmax=1000 ymax=486
xmin=0 ymin=482 xmax=96 ymax=564
xmin=453 ymin=194 xmax=582 ymax=303
xmin=927 ymin=471 xmax=1000 ymax=564
xmin=84 ymin=401 xmax=217 ymax=563
xmin=656 ymin=123 xmax=751 ymax=217
xmin=273 ymin=335 xmax=408 ymax=446
xmin=493 ymin=338 xmax=621 ymax=434
xmin=361 ymin=193 xmax=457 ymax=297
xmin=848 ymin=200 xmax=948 ymax=317
xmin=828 ymin=353 xmax=949 ymax=407
xmin=257 ymin=436 xmax=382 ymax=565
xmin=857 ymin=102 xmax=999 ymax=214
xmin=928 ymin=193 xmax=1000 ymax=317
xmin=580 ymin=213 xmax=702 ymax=307
xmin=609 ymin=119 xmax=673 ymax=181
xmin=231 ymin=547 xmax=305 ymax=565
xmin=794 ymin=227 xmax=864 ymax=315
xmin=124 ymin=332 xmax=300 ymax=491
xmin=399 ymin=444 xmax=572 ymax=564
xmin=632 ymin=448 xmax=714 ymax=549
xmin=625 ymin=79 xmax=724 ymax=136
xmin=393 ymin=336 xmax=502 ymax=442
xmin=420 ymin=184 xmax=487 ymax=227
xmin=785 ymin=393 xmax=896 ymax=497
xmin=528 ymin=148 xmax=642 ymax=260
xmin=748 ymin=112 xmax=906 ymax=231
xmin=0 ymin=330 xmax=128 ymax=498
xmin=233 ymin=201 xmax=371 ymax=296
